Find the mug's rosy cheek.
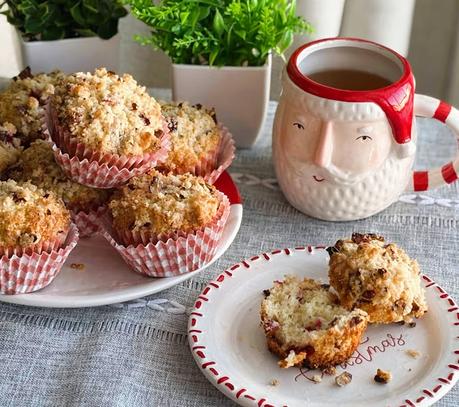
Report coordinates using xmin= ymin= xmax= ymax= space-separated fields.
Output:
xmin=281 ymin=113 xmax=321 ymax=162
xmin=330 ymin=121 xmax=392 ymax=173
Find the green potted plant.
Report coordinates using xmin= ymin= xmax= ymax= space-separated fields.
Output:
xmin=0 ymin=0 xmax=127 ymax=73
xmin=126 ymin=0 xmax=311 ymax=148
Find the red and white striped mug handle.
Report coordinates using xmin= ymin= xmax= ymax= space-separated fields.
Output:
xmin=409 ymin=94 xmax=459 ymax=191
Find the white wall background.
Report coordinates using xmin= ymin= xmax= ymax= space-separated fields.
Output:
xmin=1 ymin=0 xmax=459 ymax=105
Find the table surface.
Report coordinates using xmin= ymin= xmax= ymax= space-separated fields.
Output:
xmin=0 ymin=90 xmax=458 ymax=407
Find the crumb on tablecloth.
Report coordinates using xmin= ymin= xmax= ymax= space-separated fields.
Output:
xmin=374 ymin=369 xmax=392 ymax=384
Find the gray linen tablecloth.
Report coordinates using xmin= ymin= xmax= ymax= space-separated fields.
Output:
xmin=0 ymin=94 xmax=458 ymax=406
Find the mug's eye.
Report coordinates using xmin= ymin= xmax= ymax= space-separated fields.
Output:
xmin=293 ymin=122 xmax=305 ymax=130
xmin=356 ymin=135 xmax=373 ymax=141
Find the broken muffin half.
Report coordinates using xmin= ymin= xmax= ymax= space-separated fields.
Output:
xmin=261 ymin=275 xmax=368 ymax=369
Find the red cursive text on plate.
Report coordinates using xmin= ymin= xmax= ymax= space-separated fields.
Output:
xmin=341 ymin=333 xmax=406 ymax=369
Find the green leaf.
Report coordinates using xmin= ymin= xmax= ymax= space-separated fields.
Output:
xmin=70 ymin=3 xmax=85 ymax=26
xmin=212 ymin=9 xmax=225 ymax=37
xmin=41 ymin=25 xmax=65 ymax=40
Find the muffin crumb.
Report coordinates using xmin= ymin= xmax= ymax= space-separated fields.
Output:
xmin=70 ymin=263 xmax=85 ymax=271
xmin=335 ymin=372 xmax=352 ymax=387
xmin=406 ymin=349 xmax=421 ymax=359
xmin=269 ymin=379 xmax=279 ymax=386
xmin=374 ymin=369 xmax=391 ymax=384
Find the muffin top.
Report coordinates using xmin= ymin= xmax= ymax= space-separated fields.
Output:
xmin=159 ymin=102 xmax=220 ymax=172
xmin=0 ymin=180 xmax=70 ymax=248
xmin=327 ymin=233 xmax=427 ymax=323
xmin=109 ymin=170 xmax=220 ymax=235
xmin=8 ymin=140 xmax=109 ymax=211
xmin=0 ymin=68 xmax=65 ymax=144
xmin=0 ymin=122 xmax=22 ymax=173
xmin=53 ymin=68 xmax=164 ymax=156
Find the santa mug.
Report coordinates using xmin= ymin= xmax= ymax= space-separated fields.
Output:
xmin=273 ymin=37 xmax=459 ymax=221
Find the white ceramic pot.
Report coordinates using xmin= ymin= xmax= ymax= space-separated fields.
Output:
xmin=19 ymin=34 xmax=120 ymax=73
xmin=172 ymin=55 xmax=272 ymax=148
xmin=340 ymin=0 xmax=415 ymax=56
xmin=295 ymin=0 xmax=345 ymax=42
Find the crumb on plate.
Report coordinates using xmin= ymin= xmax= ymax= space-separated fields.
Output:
xmin=70 ymin=263 xmax=85 ymax=270
xmin=270 ymin=379 xmax=279 ymax=386
xmin=335 ymin=372 xmax=352 ymax=387
xmin=374 ymin=369 xmax=391 ymax=384
xmin=406 ymin=349 xmax=421 ymax=359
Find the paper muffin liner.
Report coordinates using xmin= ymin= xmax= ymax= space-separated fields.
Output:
xmin=0 ymin=223 xmax=79 ymax=295
xmin=71 ymin=206 xmax=107 ymax=238
xmin=99 ymin=192 xmax=230 ymax=278
xmin=162 ymin=126 xmax=235 ymax=184
xmin=46 ymin=104 xmax=171 ymax=188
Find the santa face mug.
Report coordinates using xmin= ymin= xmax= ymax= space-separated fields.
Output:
xmin=273 ymin=37 xmax=459 ymax=221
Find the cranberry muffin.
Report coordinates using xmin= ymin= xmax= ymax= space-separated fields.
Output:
xmin=159 ymin=101 xmax=220 ymax=174
xmin=109 ymin=170 xmax=221 ymax=245
xmin=0 ymin=68 xmax=64 ymax=144
xmin=261 ymin=275 xmax=369 ymax=369
xmin=328 ymin=233 xmax=427 ymax=324
xmin=52 ymin=68 xmax=165 ymax=156
xmin=0 ymin=180 xmax=70 ymax=255
xmin=9 ymin=139 xmax=109 ymax=212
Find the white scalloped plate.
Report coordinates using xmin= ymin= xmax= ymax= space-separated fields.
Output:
xmin=188 ymin=246 xmax=459 ymax=407
xmin=0 ymin=172 xmax=242 ymax=308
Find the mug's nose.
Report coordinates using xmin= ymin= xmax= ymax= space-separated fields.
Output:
xmin=314 ymin=121 xmax=333 ymax=168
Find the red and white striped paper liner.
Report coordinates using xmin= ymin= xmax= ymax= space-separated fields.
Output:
xmin=189 ymin=246 xmax=459 ymax=407
xmin=0 ymin=223 xmax=79 ymax=295
xmin=46 ymin=104 xmax=171 ymax=188
xmin=71 ymin=206 xmax=107 ymax=238
xmin=99 ymin=193 xmax=230 ymax=278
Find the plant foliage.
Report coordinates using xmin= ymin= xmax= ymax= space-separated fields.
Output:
xmin=0 ymin=0 xmax=127 ymax=41
xmin=126 ymin=0 xmax=312 ymax=66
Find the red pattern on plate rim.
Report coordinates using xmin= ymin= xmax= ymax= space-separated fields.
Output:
xmin=188 ymin=246 xmax=459 ymax=407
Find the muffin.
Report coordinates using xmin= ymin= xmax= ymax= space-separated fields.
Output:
xmin=109 ymin=170 xmax=222 ymax=245
xmin=9 ymin=139 xmax=109 ymax=212
xmin=159 ymin=102 xmax=220 ymax=174
xmin=52 ymin=68 xmax=165 ymax=157
xmin=0 ymin=180 xmax=70 ymax=256
xmin=261 ymin=275 xmax=369 ymax=369
xmin=0 ymin=122 xmax=22 ymax=174
xmin=47 ymin=68 xmax=170 ymax=188
xmin=327 ymin=233 xmax=428 ymax=324
xmin=0 ymin=67 xmax=64 ymax=145
xmin=101 ymin=170 xmax=230 ymax=277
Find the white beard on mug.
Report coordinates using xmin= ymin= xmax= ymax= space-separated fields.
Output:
xmin=276 ymin=149 xmax=412 ymax=221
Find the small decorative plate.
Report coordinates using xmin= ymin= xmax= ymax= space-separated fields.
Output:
xmin=0 ymin=172 xmax=242 ymax=308
xmin=188 ymin=246 xmax=459 ymax=407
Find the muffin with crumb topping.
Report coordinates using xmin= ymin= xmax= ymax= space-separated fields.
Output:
xmin=51 ymin=68 xmax=165 ymax=157
xmin=0 ymin=68 xmax=65 ymax=145
xmin=0 ymin=122 xmax=22 ymax=173
xmin=261 ymin=275 xmax=368 ymax=369
xmin=328 ymin=233 xmax=427 ymax=324
xmin=0 ymin=180 xmax=70 ymax=255
xmin=109 ymin=170 xmax=222 ymax=245
xmin=159 ymin=101 xmax=220 ymax=175
xmin=9 ymin=139 xmax=109 ymax=212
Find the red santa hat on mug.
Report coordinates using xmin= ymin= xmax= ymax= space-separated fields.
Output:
xmin=286 ymin=69 xmax=416 ymax=159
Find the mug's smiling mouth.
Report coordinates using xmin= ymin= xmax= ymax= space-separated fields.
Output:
xmin=313 ymin=175 xmax=325 ymax=182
